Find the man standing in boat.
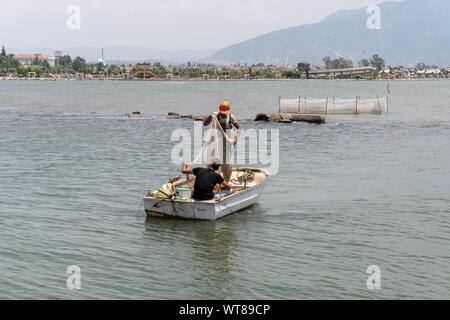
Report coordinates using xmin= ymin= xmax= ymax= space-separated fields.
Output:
xmin=203 ymin=101 xmax=241 ymax=183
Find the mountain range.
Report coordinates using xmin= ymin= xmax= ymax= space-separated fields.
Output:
xmin=208 ymin=0 xmax=450 ymax=66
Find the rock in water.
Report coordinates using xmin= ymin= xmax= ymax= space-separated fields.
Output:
xmin=255 ymin=113 xmax=270 ymax=121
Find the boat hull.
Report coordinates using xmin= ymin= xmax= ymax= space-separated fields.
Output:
xmin=144 ymin=169 xmax=268 ymax=220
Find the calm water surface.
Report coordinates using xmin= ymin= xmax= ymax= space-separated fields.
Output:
xmin=0 ymin=80 xmax=449 ymax=299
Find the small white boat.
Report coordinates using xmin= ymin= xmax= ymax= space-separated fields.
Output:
xmin=143 ymin=167 xmax=270 ymax=220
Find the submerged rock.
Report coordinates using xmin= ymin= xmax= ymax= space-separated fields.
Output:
xmin=255 ymin=112 xmax=325 ymax=124
xmin=255 ymin=113 xmax=271 ymax=121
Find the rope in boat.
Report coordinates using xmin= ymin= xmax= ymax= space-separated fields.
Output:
xmin=236 ymin=170 xmax=255 ymax=184
xmin=137 ymin=198 xmax=144 ymax=215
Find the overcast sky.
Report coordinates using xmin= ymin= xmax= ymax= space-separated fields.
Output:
xmin=1 ymin=0 xmax=401 ymax=51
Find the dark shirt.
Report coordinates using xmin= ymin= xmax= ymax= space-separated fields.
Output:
xmin=192 ymin=167 xmax=224 ymax=200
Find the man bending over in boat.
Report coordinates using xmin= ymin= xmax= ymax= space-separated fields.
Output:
xmin=181 ymin=162 xmax=232 ymax=201
xmin=203 ymin=101 xmax=241 ymax=183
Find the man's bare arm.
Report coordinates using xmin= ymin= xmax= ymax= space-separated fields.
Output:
xmin=221 ymin=181 xmax=231 ymax=190
xmin=203 ymin=114 xmax=212 ymax=126
xmin=181 ymin=163 xmax=194 ymax=174
xmin=233 ymin=121 xmax=241 ymax=144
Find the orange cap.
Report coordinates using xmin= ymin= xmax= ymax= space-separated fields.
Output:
xmin=219 ymin=101 xmax=230 ymax=114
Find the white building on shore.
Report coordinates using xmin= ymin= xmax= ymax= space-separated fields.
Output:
xmin=13 ymin=54 xmax=56 ymax=66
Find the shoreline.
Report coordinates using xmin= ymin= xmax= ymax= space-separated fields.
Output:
xmin=1 ymin=77 xmax=449 ymax=82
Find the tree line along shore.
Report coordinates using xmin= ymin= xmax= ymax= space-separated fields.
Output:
xmin=1 ymin=46 xmax=449 ymax=80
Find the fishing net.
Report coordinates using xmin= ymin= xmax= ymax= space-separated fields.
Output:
xmin=302 ymin=98 xmax=328 ymax=114
xmin=327 ymin=98 xmax=359 ymax=115
xmin=279 ymin=98 xmax=300 ymax=113
xmin=279 ymin=96 xmax=388 ymax=115
xmin=358 ymin=97 xmax=388 ymax=115
xmin=188 ymin=115 xmax=235 ymax=180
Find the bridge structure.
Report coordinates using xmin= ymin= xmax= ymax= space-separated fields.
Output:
xmin=309 ymin=67 xmax=377 ymax=79
xmin=130 ymin=63 xmax=160 ymax=79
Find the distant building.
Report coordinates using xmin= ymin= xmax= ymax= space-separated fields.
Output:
xmin=274 ymin=65 xmax=296 ymax=70
xmin=130 ymin=63 xmax=159 ymax=79
xmin=98 ymin=48 xmax=105 ymax=65
xmin=425 ymin=68 xmax=441 ymax=75
xmin=13 ymin=54 xmax=56 ymax=66
xmin=309 ymin=66 xmax=323 ymax=71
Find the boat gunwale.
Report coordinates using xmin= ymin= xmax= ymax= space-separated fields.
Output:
xmin=143 ymin=167 xmax=270 ymax=204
